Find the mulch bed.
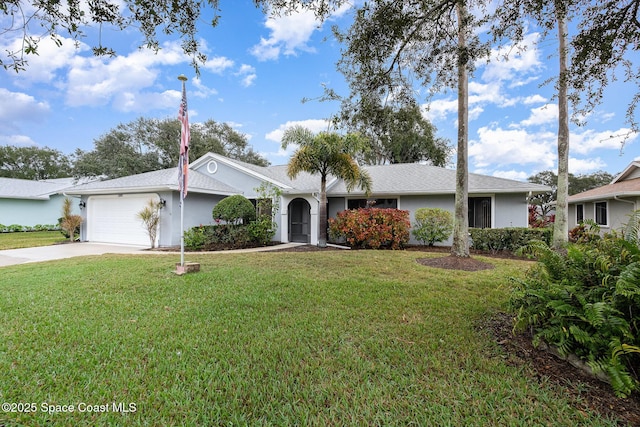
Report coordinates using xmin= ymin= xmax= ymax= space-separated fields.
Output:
xmin=482 ymin=313 xmax=640 ymax=426
xmin=276 ymin=244 xmax=640 ymax=425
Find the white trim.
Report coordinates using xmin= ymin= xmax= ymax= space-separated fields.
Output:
xmin=206 ymin=160 xmax=218 ymax=174
xmin=612 ymin=161 xmax=640 ymax=184
xmin=190 ymin=152 xmax=292 ymax=190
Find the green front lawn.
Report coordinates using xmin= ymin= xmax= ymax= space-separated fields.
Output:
xmin=0 ymin=251 xmax=620 ymax=426
xmin=0 ymin=231 xmax=66 ymax=250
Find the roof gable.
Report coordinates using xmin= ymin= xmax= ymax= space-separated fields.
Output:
xmin=568 ymin=160 xmax=640 ymax=203
xmin=612 ymin=161 xmax=640 ymax=183
xmin=190 ymin=153 xmax=292 ymax=191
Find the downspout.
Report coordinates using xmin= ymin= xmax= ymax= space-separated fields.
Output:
xmin=613 ymin=196 xmax=637 ymax=235
xmin=613 ymin=195 xmax=636 ymax=207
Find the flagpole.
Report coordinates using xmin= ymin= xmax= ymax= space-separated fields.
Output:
xmin=178 ymin=74 xmax=188 ymax=268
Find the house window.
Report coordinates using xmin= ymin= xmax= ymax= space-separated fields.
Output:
xmin=250 ymin=198 xmax=273 ymax=218
xmin=347 ymin=198 xmax=398 ymax=209
xmin=469 ymin=197 xmax=492 ymax=228
xmin=595 ymin=201 xmax=608 ymax=226
xmin=576 ymin=204 xmax=584 ymax=223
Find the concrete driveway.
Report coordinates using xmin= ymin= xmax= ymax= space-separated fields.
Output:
xmin=0 ymin=243 xmax=148 ymax=267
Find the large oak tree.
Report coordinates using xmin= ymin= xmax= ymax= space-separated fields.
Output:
xmin=0 ymin=145 xmax=72 ymax=180
xmin=73 ymin=117 xmax=268 ymax=179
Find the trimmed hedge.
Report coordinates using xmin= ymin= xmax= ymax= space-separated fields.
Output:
xmin=329 ymin=208 xmax=410 ymax=249
xmin=469 ymin=227 xmax=552 ymax=253
xmin=0 ymin=224 xmax=59 ymax=233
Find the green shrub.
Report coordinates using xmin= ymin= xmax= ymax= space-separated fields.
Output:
xmin=470 ymin=227 xmax=552 ymax=253
xmin=248 ymin=216 xmax=277 ymax=246
xmin=208 ymin=224 xmax=252 ymax=248
xmin=412 ymin=208 xmax=453 ymax=246
xmin=184 ymin=225 xmax=209 ymax=250
xmin=184 ymin=224 xmax=255 ymax=250
xmin=8 ymin=224 xmax=24 ymax=232
xmin=328 ymin=208 xmax=410 ymax=249
xmin=510 ymin=221 xmax=640 ymax=397
xmin=212 ymin=195 xmax=256 ymax=225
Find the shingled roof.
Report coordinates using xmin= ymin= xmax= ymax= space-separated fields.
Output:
xmin=66 ymin=167 xmax=239 ymax=195
xmin=327 ymin=163 xmax=549 ymax=196
xmin=63 ymin=153 xmax=551 ymax=197
xmin=0 ymin=177 xmax=77 ymax=200
xmin=568 ymin=178 xmax=640 ymax=202
xmin=568 ymin=161 xmax=640 ymax=203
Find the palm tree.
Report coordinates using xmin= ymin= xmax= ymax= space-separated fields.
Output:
xmin=282 ymin=126 xmax=372 ymax=247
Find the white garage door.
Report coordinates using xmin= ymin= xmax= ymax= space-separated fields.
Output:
xmin=87 ymin=194 xmax=159 ymax=246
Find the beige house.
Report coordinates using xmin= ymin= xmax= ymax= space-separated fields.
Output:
xmin=568 ymin=160 xmax=640 ymax=232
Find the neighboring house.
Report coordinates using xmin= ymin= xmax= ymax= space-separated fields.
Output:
xmin=66 ymin=152 xmax=550 ymax=247
xmin=568 ymin=160 xmax=640 ymax=232
xmin=0 ymin=177 xmax=81 ymax=227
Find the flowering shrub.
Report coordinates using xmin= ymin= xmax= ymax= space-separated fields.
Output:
xmin=329 ymin=208 xmax=410 ymax=249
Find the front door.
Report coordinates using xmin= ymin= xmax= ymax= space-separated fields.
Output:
xmin=288 ymin=198 xmax=311 ymax=243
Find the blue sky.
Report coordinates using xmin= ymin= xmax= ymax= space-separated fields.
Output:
xmin=1 ymin=0 xmax=638 ymax=181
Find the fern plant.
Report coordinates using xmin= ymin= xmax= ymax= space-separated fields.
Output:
xmin=510 ymin=212 xmax=640 ymax=397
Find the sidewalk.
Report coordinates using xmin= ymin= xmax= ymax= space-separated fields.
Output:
xmin=0 ymin=242 xmax=306 ymax=267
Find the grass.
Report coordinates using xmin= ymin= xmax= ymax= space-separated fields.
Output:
xmin=0 ymin=231 xmax=66 ymax=250
xmin=0 ymin=250 xmax=621 ymax=426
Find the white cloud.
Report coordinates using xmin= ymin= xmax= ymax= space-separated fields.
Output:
xmin=265 ymin=119 xmax=332 ymax=143
xmin=520 ymin=104 xmax=558 ymax=127
xmin=203 ymin=56 xmax=235 ymax=74
xmin=569 ymin=157 xmax=607 ymax=174
xmin=237 ymin=64 xmax=257 ymax=87
xmin=490 ymin=169 xmax=530 ymax=181
xmin=0 ymin=134 xmax=37 ymax=146
xmin=65 ymin=41 xmax=187 ymax=110
xmin=572 ymin=128 xmax=637 ymax=155
xmin=470 ymin=125 xmax=557 ymax=169
xmin=481 ymin=33 xmax=543 ymax=84
xmin=251 ymin=8 xmax=320 ymax=61
xmin=3 ymin=36 xmax=85 ymax=85
xmin=522 ymin=94 xmax=547 ymax=105
xmin=0 ymin=89 xmax=50 ymax=124
xmin=191 ymin=78 xmax=219 ymax=99
xmin=423 ymin=98 xmax=457 ymax=122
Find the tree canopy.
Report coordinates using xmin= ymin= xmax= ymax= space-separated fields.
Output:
xmin=73 ymin=116 xmax=268 ymax=179
xmin=339 ymin=100 xmax=451 ymax=166
xmin=0 ymin=145 xmax=72 ymax=180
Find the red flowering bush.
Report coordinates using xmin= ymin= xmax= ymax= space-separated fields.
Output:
xmin=328 ymin=208 xmax=410 ymax=249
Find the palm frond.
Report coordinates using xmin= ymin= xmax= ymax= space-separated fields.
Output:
xmin=623 ymin=209 xmax=640 ymax=246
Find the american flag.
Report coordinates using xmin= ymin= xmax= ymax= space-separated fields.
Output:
xmin=178 ymin=79 xmax=190 ymax=200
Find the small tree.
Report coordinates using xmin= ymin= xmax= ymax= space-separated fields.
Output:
xmin=137 ymin=199 xmax=162 ymax=248
xmin=249 ymin=183 xmax=282 ymax=245
xmin=412 ymin=208 xmax=454 ymax=246
xmin=60 ymin=198 xmax=83 ymax=243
